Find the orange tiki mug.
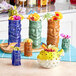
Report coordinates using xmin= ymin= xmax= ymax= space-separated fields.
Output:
xmin=24 ymin=38 xmax=33 ymax=57
xmin=47 ymin=19 xmax=60 ymax=47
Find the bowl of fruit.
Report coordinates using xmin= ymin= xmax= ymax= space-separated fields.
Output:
xmin=37 ymin=44 xmax=64 ymax=68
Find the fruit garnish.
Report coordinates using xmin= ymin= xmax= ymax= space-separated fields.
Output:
xmin=55 ymin=12 xmax=63 ymax=19
xmin=17 ymin=14 xmax=24 ymax=20
xmin=11 ymin=46 xmax=20 ymax=51
xmin=9 ymin=16 xmax=14 ymax=20
xmin=14 ymin=47 xmax=20 ymax=51
xmin=45 ymin=48 xmax=55 ymax=52
xmin=43 ymin=13 xmax=53 ymax=20
xmin=60 ymin=33 xmax=71 ymax=39
xmin=52 ymin=16 xmax=58 ymax=21
xmin=27 ymin=13 xmax=40 ymax=21
xmin=13 ymin=15 xmax=21 ymax=20
xmin=30 ymin=17 xmax=34 ymax=21
xmin=8 ymin=5 xmax=24 ymax=20
xmin=43 ymin=12 xmax=63 ymax=21
xmin=27 ymin=14 xmax=32 ymax=19
xmin=47 ymin=44 xmax=55 ymax=49
xmin=41 ymin=44 xmax=47 ymax=49
xmin=27 ymin=39 xmax=30 ymax=43
xmin=9 ymin=15 xmax=21 ymax=20
xmin=24 ymin=38 xmax=33 ymax=43
xmin=11 ymin=6 xmax=18 ymax=16
xmin=14 ymin=6 xmax=17 ymax=9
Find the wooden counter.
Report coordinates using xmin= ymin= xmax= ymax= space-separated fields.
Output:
xmin=0 ymin=58 xmax=75 ymax=76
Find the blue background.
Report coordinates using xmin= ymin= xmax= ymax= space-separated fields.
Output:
xmin=0 ymin=38 xmax=76 ymax=62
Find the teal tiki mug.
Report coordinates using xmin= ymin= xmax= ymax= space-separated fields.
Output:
xmin=29 ymin=20 xmax=42 ymax=49
xmin=62 ymin=38 xmax=70 ymax=52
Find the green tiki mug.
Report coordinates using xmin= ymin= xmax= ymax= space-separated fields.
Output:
xmin=29 ymin=20 xmax=42 ymax=49
xmin=62 ymin=38 xmax=70 ymax=52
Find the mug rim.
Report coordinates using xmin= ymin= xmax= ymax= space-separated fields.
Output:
xmin=8 ymin=20 xmax=21 ymax=21
xmin=29 ymin=20 xmax=41 ymax=22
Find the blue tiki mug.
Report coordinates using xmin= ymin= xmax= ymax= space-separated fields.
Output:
xmin=12 ymin=50 xmax=21 ymax=66
xmin=8 ymin=20 xmax=21 ymax=47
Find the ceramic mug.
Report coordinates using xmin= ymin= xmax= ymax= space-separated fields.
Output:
xmin=29 ymin=20 xmax=42 ymax=49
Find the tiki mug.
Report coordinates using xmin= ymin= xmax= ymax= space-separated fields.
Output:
xmin=47 ymin=19 xmax=60 ymax=47
xmin=8 ymin=20 xmax=21 ymax=47
xmin=12 ymin=50 xmax=21 ymax=66
xmin=29 ymin=20 xmax=42 ymax=49
xmin=62 ymin=38 xmax=70 ymax=52
xmin=24 ymin=42 xmax=32 ymax=57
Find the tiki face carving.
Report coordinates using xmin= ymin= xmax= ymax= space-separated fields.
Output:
xmin=47 ymin=20 xmax=60 ymax=47
xmin=29 ymin=21 xmax=42 ymax=49
xmin=12 ymin=51 xmax=21 ymax=66
xmin=48 ymin=27 xmax=60 ymax=37
xmin=25 ymin=43 xmax=32 ymax=51
xmin=24 ymin=42 xmax=32 ymax=56
xmin=48 ymin=20 xmax=60 ymax=37
xmin=8 ymin=20 xmax=21 ymax=47
xmin=30 ymin=26 xmax=41 ymax=39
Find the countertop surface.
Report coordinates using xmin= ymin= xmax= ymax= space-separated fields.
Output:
xmin=0 ymin=58 xmax=76 ymax=76
xmin=0 ymin=2 xmax=76 ymax=21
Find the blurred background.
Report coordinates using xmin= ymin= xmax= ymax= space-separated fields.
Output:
xmin=0 ymin=0 xmax=76 ymax=47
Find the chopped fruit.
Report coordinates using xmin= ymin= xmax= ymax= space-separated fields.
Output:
xmin=27 ymin=14 xmax=33 ymax=20
xmin=56 ymin=13 xmax=59 ymax=16
xmin=53 ymin=17 xmax=58 ymax=20
xmin=44 ymin=12 xmax=63 ymax=21
xmin=13 ymin=15 xmax=21 ymax=20
xmin=14 ymin=6 xmax=17 ymax=9
xmin=52 ymin=16 xmax=58 ymax=21
xmin=30 ymin=17 xmax=34 ymax=21
xmin=9 ymin=16 xmax=14 ymax=20
xmin=45 ymin=48 xmax=55 ymax=52
xmin=27 ymin=40 xmax=30 ymax=43
xmin=27 ymin=13 xmax=40 ymax=21
xmin=14 ymin=47 xmax=20 ymax=51
xmin=11 ymin=46 xmax=20 ymax=51
xmin=42 ymin=44 xmax=47 ymax=49
xmin=11 ymin=6 xmax=18 ymax=16
xmin=9 ymin=15 xmax=21 ymax=20
xmin=8 ymin=6 xmax=24 ymax=20
xmin=17 ymin=15 xmax=24 ymax=20
xmin=9 ymin=15 xmax=24 ymax=20
xmin=24 ymin=38 xmax=33 ymax=43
